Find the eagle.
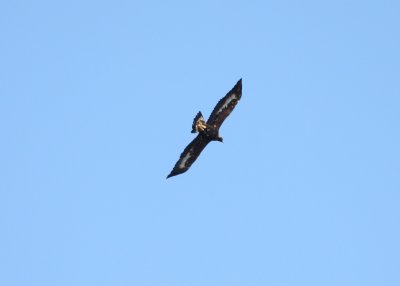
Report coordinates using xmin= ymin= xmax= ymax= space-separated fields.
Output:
xmin=167 ymin=78 xmax=242 ymax=179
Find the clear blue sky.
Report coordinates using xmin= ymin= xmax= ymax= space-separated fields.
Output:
xmin=1 ymin=0 xmax=399 ymax=285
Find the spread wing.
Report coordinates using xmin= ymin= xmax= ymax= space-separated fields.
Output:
xmin=207 ymin=78 xmax=242 ymax=129
xmin=167 ymin=134 xmax=211 ymax=178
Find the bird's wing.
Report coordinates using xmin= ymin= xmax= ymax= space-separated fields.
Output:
xmin=167 ymin=134 xmax=211 ymax=178
xmin=207 ymin=78 xmax=242 ymax=129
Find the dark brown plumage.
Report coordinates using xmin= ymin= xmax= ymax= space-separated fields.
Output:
xmin=167 ymin=79 xmax=242 ymax=179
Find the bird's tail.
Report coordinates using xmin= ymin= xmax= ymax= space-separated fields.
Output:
xmin=191 ymin=111 xmax=206 ymax=133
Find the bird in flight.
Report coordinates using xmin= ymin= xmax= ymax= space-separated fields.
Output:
xmin=167 ymin=78 xmax=242 ymax=178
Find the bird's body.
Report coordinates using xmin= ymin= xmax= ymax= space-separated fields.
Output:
xmin=191 ymin=111 xmax=223 ymax=142
xmin=167 ymin=79 xmax=242 ymax=178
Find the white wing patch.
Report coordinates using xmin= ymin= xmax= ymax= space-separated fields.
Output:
xmin=179 ymin=151 xmax=192 ymax=168
xmin=217 ymin=93 xmax=237 ymax=114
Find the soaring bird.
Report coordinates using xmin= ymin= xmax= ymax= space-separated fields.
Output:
xmin=167 ymin=79 xmax=242 ymax=178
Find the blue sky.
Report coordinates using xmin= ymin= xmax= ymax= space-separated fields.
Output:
xmin=1 ymin=0 xmax=399 ymax=285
